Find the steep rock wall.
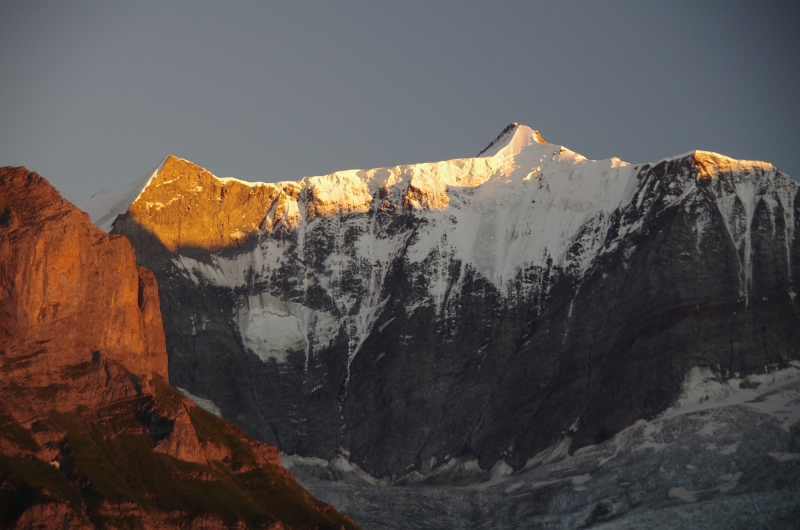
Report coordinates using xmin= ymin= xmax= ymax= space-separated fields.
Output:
xmin=0 ymin=167 xmax=167 ymax=380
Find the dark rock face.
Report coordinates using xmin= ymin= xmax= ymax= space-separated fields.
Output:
xmin=292 ymin=373 xmax=800 ymax=530
xmin=112 ymin=144 xmax=800 ymax=480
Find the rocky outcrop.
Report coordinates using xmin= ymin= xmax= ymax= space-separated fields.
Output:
xmin=10 ymin=501 xmax=93 ymax=530
xmin=0 ymin=166 xmax=167 ymax=381
xmin=152 ymin=404 xmax=208 ymax=464
xmin=99 ymin=125 xmax=800 ymax=481
xmin=0 ymin=167 xmax=360 ymax=529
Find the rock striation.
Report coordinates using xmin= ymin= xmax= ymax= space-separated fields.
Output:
xmin=91 ymin=125 xmax=800 ymax=483
xmin=0 ymin=166 xmax=359 ymax=529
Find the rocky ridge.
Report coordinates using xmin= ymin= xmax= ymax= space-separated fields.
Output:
xmin=88 ymin=124 xmax=800 ymax=482
xmin=0 ymin=166 xmax=359 ymax=529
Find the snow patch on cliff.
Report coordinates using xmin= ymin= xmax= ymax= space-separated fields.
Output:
xmin=236 ymin=293 xmax=339 ymax=364
xmin=177 ymin=387 xmax=223 ymax=417
xmin=659 ymin=362 xmax=800 ymax=430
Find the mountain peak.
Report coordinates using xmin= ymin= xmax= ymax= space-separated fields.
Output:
xmin=477 ymin=123 xmax=547 ymax=157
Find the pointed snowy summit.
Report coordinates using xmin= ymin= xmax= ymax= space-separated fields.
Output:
xmin=477 ymin=123 xmax=547 ymax=158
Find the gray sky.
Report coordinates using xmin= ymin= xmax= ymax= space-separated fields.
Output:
xmin=1 ymin=1 xmax=798 ymax=205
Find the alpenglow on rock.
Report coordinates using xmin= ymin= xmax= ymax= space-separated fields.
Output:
xmin=0 ymin=167 xmax=360 ymax=529
xmin=83 ymin=124 xmax=800 ymax=479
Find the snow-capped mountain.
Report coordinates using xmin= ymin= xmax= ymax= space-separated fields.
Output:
xmin=82 ymin=124 xmax=800 ymax=485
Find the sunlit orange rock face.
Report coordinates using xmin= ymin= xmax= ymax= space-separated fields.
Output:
xmin=0 ymin=167 xmax=359 ymax=530
xmin=402 ymin=181 xmax=449 ymax=210
xmin=122 ymin=155 xmax=283 ymax=252
xmin=0 ymin=166 xmax=167 ymax=381
xmin=690 ymin=151 xmax=775 ymax=180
